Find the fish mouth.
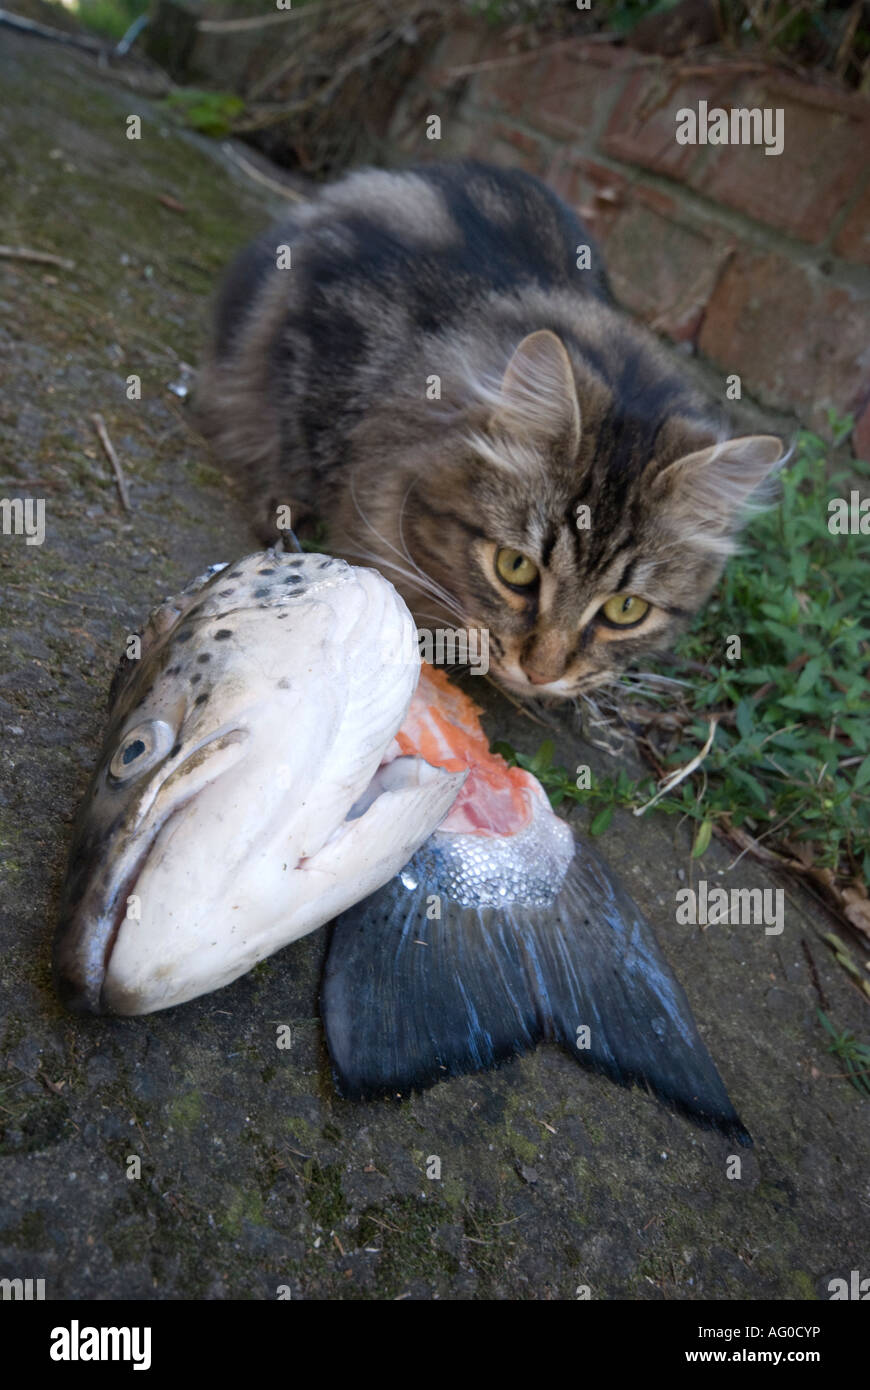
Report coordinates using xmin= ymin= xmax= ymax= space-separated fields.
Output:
xmin=55 ymin=792 xmax=199 ymax=1015
xmin=54 ymin=728 xmax=248 ymax=1014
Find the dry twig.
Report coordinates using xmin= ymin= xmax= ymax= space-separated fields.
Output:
xmin=91 ymin=413 xmax=132 ymax=513
xmin=0 ymin=244 xmax=75 ymax=270
xmin=220 ymin=143 xmax=306 ymax=201
xmin=633 ymin=717 xmax=719 ymax=816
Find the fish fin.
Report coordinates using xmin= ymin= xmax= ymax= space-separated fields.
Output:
xmin=322 ymin=833 xmax=751 ymax=1144
xmin=293 ymin=762 xmax=466 ymax=929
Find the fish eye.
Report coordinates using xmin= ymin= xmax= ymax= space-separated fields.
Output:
xmin=108 ymin=720 xmax=176 ymax=782
xmin=495 ymin=547 xmax=539 ymax=588
xmin=599 ymin=594 xmax=650 ymax=628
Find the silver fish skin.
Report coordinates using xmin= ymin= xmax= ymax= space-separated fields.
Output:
xmin=54 ymin=550 xmax=464 ymax=1016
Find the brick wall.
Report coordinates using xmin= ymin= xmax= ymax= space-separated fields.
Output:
xmin=388 ymin=28 xmax=870 ymax=454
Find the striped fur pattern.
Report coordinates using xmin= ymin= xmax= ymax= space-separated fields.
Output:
xmin=195 ymin=161 xmax=783 ymax=699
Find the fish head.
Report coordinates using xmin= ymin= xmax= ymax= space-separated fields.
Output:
xmin=54 ymin=550 xmax=456 ymax=1015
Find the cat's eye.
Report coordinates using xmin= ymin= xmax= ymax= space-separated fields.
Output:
xmin=495 ymin=548 xmax=539 ymax=588
xmin=600 ymin=594 xmax=650 ymax=628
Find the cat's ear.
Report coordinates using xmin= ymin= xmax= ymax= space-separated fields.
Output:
xmin=492 ymin=331 xmax=581 ymax=453
xmin=649 ymin=434 xmax=784 ymax=554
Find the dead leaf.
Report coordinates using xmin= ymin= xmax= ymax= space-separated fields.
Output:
xmin=158 ymin=193 xmax=187 ymax=214
xmin=843 ymin=897 xmax=870 ymax=940
xmin=844 ymin=880 xmax=869 ymax=902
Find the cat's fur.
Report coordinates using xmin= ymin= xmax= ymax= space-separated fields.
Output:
xmin=195 ymin=161 xmax=783 ymax=699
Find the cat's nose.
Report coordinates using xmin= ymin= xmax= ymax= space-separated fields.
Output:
xmin=520 ymin=631 xmax=570 ymax=686
xmin=524 ymin=665 xmax=559 ymax=686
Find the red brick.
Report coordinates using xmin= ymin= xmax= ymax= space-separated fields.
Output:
xmin=531 ymin=46 xmax=633 ymax=141
xmin=699 ymin=250 xmax=870 ymax=431
xmin=603 ymin=196 xmax=735 ymax=342
xmin=475 ymin=42 xmax=631 ymax=138
xmin=633 ymin=183 xmax=680 ymax=219
xmin=548 ymin=153 xmax=628 ymax=203
xmin=834 ymin=181 xmax=870 ymax=266
xmin=548 ymin=153 xmax=630 ymax=237
xmin=472 ymin=50 xmax=549 ymax=118
xmin=483 ymin=121 xmax=556 ymax=178
xmin=692 ymin=78 xmax=870 ymax=244
xmin=602 ymin=67 xmax=729 ymax=180
xmin=545 ymin=154 xmax=733 ymax=339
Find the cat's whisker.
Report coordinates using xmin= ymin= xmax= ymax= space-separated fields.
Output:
xmin=347 ymin=469 xmax=420 ymax=576
xmin=621 ymin=669 xmax=691 ymax=691
xmin=572 ymin=688 xmax=627 ymax=755
xmin=391 ymin=480 xmax=468 ymax=619
xmin=395 ymin=477 xmax=446 ymax=600
xmin=342 ymin=544 xmax=466 ymax=626
xmin=346 ymin=471 xmax=465 ymax=621
xmin=340 ymin=537 xmax=465 ymax=624
xmin=393 ymin=485 xmax=471 ymax=624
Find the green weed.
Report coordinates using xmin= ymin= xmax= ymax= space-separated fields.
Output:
xmin=163 ymin=90 xmax=246 ymax=139
xmin=818 ymin=1010 xmax=870 ymax=1097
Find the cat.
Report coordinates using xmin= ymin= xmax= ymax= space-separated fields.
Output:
xmin=194 ymin=160 xmax=783 ymax=700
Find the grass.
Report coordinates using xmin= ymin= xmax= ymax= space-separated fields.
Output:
xmin=163 ymin=90 xmax=246 ymax=139
xmin=63 ymin=0 xmax=147 ymax=42
xmin=493 ymin=420 xmax=870 ymax=1072
xmin=819 ymin=1010 xmax=870 ymax=1097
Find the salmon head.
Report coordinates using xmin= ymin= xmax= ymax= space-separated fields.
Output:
xmin=54 ymin=551 xmax=464 ymax=1016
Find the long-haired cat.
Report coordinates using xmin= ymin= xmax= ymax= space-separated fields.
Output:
xmin=194 ymin=160 xmax=783 ymax=700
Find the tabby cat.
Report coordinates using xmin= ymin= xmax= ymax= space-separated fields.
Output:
xmin=195 ymin=161 xmax=782 ymax=699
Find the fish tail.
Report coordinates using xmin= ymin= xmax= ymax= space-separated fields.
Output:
xmin=321 ymin=833 xmax=751 ymax=1144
